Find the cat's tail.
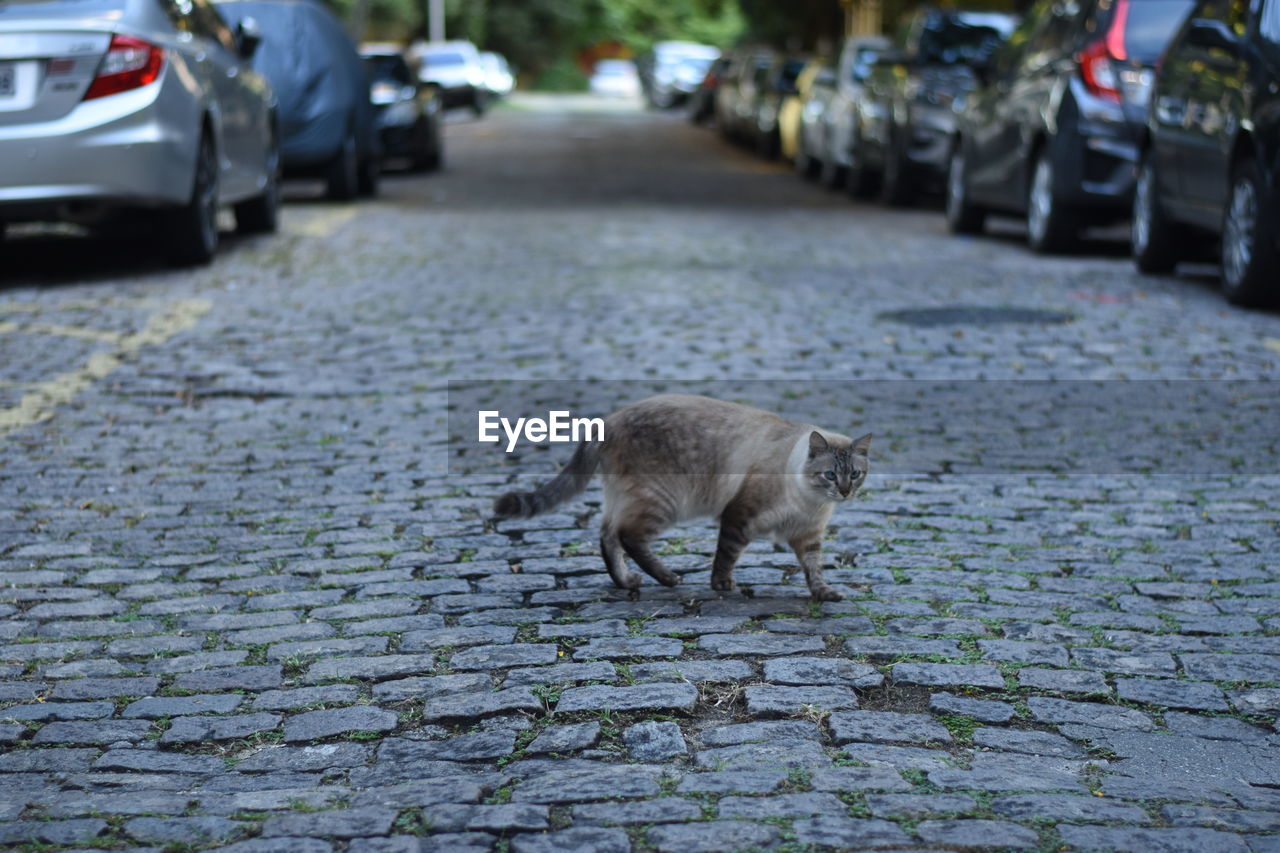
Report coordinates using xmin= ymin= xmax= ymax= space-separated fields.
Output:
xmin=493 ymin=441 xmax=601 ymax=520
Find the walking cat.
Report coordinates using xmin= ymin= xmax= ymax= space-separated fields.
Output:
xmin=493 ymin=394 xmax=871 ymax=601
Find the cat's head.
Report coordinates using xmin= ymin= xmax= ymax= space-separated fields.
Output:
xmin=805 ymin=431 xmax=872 ymax=501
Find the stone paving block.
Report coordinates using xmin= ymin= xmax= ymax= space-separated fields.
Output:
xmin=380 ymin=731 xmax=517 ymax=762
xmin=451 ymin=644 xmax=559 ymax=670
xmin=1165 ymin=712 xmax=1272 ymax=742
xmin=892 ymin=662 xmax=1005 ymax=689
xmin=1027 ymin=696 xmax=1155 ymax=730
xmin=698 ymin=633 xmax=824 ymax=656
xmin=762 ymin=655 xmax=882 ymax=686
xmin=572 ymin=797 xmax=702 ymax=825
xmin=972 ymin=727 xmax=1086 ymax=757
xmin=283 ymin=705 xmax=398 ymax=741
xmin=675 ymin=770 xmax=787 ymax=794
xmin=867 ymin=793 xmax=978 ymax=817
xmin=50 ymin=676 xmax=159 ymax=699
xmin=646 ymin=821 xmax=780 ymax=853
xmin=624 ymin=721 xmax=687 ymax=761
xmin=840 ymin=743 xmax=956 ymax=771
xmin=1057 ymin=824 xmax=1250 ymax=852
xmin=928 ymin=691 xmax=1015 ymax=722
xmin=0 ymin=700 xmax=114 ymax=720
xmin=572 ymin=636 xmax=685 ymax=661
xmin=791 ymin=816 xmax=914 ymax=849
xmin=125 ymin=815 xmax=243 ymax=844
xmin=173 ymin=665 xmax=281 ymax=692
xmin=527 ymin=722 xmax=600 ymax=754
xmin=744 ymin=684 xmax=858 ymax=716
xmin=536 ymin=619 xmax=627 ymax=638
xmin=1161 ymin=804 xmax=1280 ymax=832
xmin=916 ymin=818 xmax=1040 ymax=849
xmin=261 ymin=807 xmax=398 ymax=838
xmin=32 ymin=719 xmax=153 ymax=744
xmin=1072 ymin=647 xmax=1178 ymax=677
xmin=1116 ymin=677 xmax=1230 ymax=710
xmin=810 ymin=766 xmax=912 ymax=792
xmin=0 ymin=818 xmax=109 ymax=845
xmin=400 ymin=624 xmax=517 ymax=650
xmin=993 ymin=793 xmax=1151 ymax=822
xmin=555 ymin=682 xmax=697 ymax=713
xmin=123 ymin=693 xmax=243 ymax=717
xmin=694 ymin=739 xmax=831 ymax=770
xmin=1180 ymin=654 xmax=1280 ymax=682
xmin=161 ymin=712 xmax=281 ymax=743
xmin=465 ymin=803 xmax=550 ymax=831
xmin=503 ymin=661 xmax=617 ymax=688
xmin=372 ymin=673 xmax=492 ymax=702
xmin=305 ymin=654 xmax=438 ymax=682
xmin=423 ymin=687 xmax=543 ymax=720
xmin=253 ymin=685 xmax=361 ymax=710
xmin=843 ymin=636 xmax=962 ymax=661
xmin=93 ymin=749 xmax=225 ymax=774
xmin=700 ymin=720 xmax=823 ymax=746
xmin=718 ymin=791 xmax=846 ymax=818
xmin=829 ymin=710 xmax=952 ymax=745
xmin=512 ymin=764 xmax=666 ymax=803
xmin=626 ymin=659 xmax=753 ymax=683
xmin=1017 ymin=667 xmax=1111 ymax=694
xmin=978 ymin=639 xmax=1068 ymax=665
xmin=236 ymin=743 xmax=372 ymax=772
xmin=511 ymin=826 xmax=629 ymax=853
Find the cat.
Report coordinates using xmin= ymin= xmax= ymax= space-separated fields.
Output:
xmin=493 ymin=394 xmax=871 ymax=601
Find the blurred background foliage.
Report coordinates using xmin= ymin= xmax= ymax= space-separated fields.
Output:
xmin=326 ymin=0 xmax=1020 ymax=89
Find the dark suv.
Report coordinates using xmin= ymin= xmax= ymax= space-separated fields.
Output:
xmin=946 ymin=0 xmax=1196 ymax=252
xmin=1132 ymin=0 xmax=1280 ymax=305
xmin=852 ymin=7 xmax=1016 ymax=203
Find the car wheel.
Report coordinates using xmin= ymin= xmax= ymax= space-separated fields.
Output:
xmin=1131 ymin=153 xmax=1178 ymax=274
xmin=1220 ymin=158 xmax=1279 ymax=306
xmin=879 ymin=128 xmax=912 ymax=206
xmin=794 ymin=135 xmax=818 ymax=180
xmin=327 ymin=128 xmax=359 ymax=201
xmin=471 ymin=91 xmax=488 ymax=117
xmin=235 ymin=129 xmax=280 ymax=235
xmin=358 ymin=151 xmax=380 ymax=197
xmin=756 ymin=128 xmax=780 ymax=161
xmin=846 ymin=128 xmax=879 ymax=199
xmin=945 ymin=143 xmax=986 ymax=235
xmin=1026 ymin=149 xmax=1077 ymax=253
xmin=167 ymin=132 xmax=219 ymax=266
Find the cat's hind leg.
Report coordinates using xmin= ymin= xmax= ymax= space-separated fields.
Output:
xmin=600 ymin=524 xmax=642 ymax=591
xmin=616 ymin=511 xmax=682 ymax=587
xmin=710 ymin=507 xmax=753 ymax=592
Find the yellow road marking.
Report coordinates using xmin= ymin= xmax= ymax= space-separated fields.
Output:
xmin=0 ymin=321 xmax=124 ymax=344
xmin=287 ymin=207 xmax=359 ymax=238
xmin=0 ymin=298 xmax=212 ymax=438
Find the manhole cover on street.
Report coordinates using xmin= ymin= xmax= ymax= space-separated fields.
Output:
xmin=877 ymin=306 xmax=1075 ymax=327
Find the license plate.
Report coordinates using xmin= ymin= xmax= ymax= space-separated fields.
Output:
xmin=0 ymin=62 xmax=15 ymax=98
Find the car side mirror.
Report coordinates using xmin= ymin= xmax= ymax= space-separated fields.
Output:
xmin=235 ymin=17 xmax=262 ymax=59
xmin=1186 ymin=18 xmax=1240 ymax=52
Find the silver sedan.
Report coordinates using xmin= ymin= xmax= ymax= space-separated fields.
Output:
xmin=0 ymin=0 xmax=278 ymax=264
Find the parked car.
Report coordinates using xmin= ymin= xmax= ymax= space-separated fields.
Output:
xmin=795 ymin=35 xmax=889 ymax=186
xmin=480 ymin=51 xmax=514 ymax=99
xmin=1131 ymin=0 xmax=1279 ymax=304
xmin=641 ymin=41 xmax=720 ymax=109
xmin=688 ymin=56 xmax=732 ymax=124
xmin=856 ymin=7 xmax=1016 ymax=204
xmin=744 ymin=55 xmax=809 ymax=159
xmin=413 ymin=40 xmax=487 ymax=114
xmin=0 ymin=0 xmax=278 ymax=263
xmin=217 ymin=0 xmax=379 ymax=201
xmin=589 ymin=59 xmax=642 ymax=98
xmin=946 ymin=0 xmax=1195 ymax=252
xmin=778 ymin=59 xmax=829 ymax=163
xmin=360 ymin=45 xmax=442 ymax=172
xmin=715 ymin=47 xmax=776 ymax=141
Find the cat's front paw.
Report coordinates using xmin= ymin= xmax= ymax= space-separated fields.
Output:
xmin=710 ymin=575 xmax=736 ymax=592
xmin=810 ymin=585 xmax=843 ymax=602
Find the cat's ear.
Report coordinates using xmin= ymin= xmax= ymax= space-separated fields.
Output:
xmin=808 ymin=431 xmax=830 ymax=458
xmin=852 ymin=433 xmax=872 ymax=457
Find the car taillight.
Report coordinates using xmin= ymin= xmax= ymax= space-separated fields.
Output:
xmin=1077 ymin=0 xmax=1130 ymax=102
xmin=83 ymin=34 xmax=164 ymax=101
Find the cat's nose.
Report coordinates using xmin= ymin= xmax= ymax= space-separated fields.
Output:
xmin=838 ymin=485 xmax=851 ymax=497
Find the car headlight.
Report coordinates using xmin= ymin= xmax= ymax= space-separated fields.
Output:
xmin=382 ymin=100 xmax=418 ymax=126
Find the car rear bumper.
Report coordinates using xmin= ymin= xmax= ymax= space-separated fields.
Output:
xmin=0 ymin=71 xmax=197 ymax=216
xmin=1057 ymin=83 xmax=1144 ymax=210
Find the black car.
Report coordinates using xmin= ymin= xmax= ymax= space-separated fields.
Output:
xmin=946 ymin=0 xmax=1196 ymax=252
xmin=689 ymin=57 xmax=732 ymax=125
xmin=1132 ymin=0 xmax=1280 ymax=304
xmin=216 ymin=0 xmax=380 ymax=200
xmin=853 ymin=7 xmax=1016 ymax=203
xmin=361 ymin=48 xmax=443 ymax=173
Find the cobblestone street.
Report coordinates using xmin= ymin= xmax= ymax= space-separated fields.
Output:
xmin=2 ymin=95 xmax=1279 ymax=852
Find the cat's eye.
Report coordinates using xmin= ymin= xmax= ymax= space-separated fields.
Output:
xmin=853 ymin=470 xmax=863 ymax=479
xmin=824 ymin=471 xmax=836 ymax=481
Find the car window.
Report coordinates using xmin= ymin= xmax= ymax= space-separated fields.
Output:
xmin=365 ymin=55 xmax=412 ymax=85
xmin=1121 ymin=0 xmax=1199 ymax=61
xmin=917 ymin=15 xmax=1010 ymax=64
xmin=1191 ymin=0 xmax=1250 ymax=30
xmin=1263 ymin=0 xmax=1280 ymax=42
xmin=425 ymin=52 xmax=467 ymax=66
